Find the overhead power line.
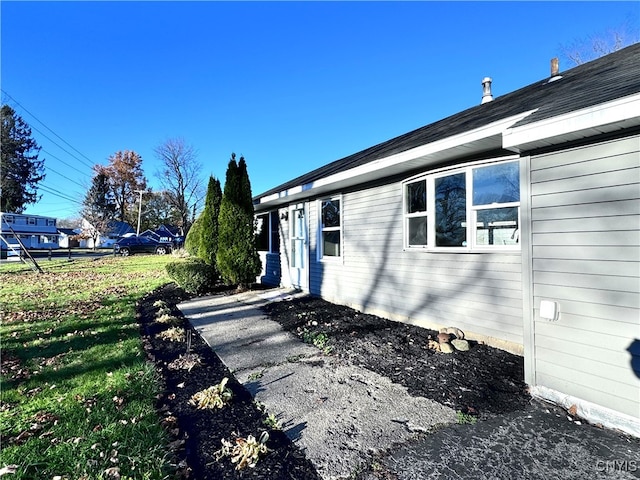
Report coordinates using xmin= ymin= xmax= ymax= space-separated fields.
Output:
xmin=45 ymin=165 xmax=87 ymax=189
xmin=38 ymin=184 xmax=84 ymax=205
xmin=29 ymin=123 xmax=96 ymax=171
xmin=42 ymin=148 xmax=93 ymax=181
xmin=1 ymin=89 xmax=96 ymax=170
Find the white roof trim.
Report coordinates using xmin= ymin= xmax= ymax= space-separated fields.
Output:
xmin=257 ymin=110 xmax=536 ymax=205
xmin=503 ymin=92 xmax=640 ymax=151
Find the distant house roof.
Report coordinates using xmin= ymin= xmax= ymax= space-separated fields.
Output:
xmin=140 ymin=229 xmax=160 ymax=240
xmin=82 ymin=219 xmax=135 ymax=237
xmin=57 ymin=228 xmax=77 ymax=236
xmin=158 ymin=224 xmax=182 ymax=236
xmin=254 ymin=43 xmax=640 ymax=210
xmin=1 ymin=212 xmax=59 ymax=235
xmin=140 ymin=225 xmax=182 ymax=239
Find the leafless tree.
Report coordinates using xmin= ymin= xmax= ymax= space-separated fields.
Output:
xmin=561 ymin=21 xmax=639 ymax=66
xmin=154 ymin=138 xmax=205 ymax=233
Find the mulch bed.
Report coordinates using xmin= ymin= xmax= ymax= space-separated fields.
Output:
xmin=139 ymin=284 xmax=530 ymax=479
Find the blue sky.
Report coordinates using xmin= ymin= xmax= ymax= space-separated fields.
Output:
xmin=2 ymin=1 xmax=638 ymax=220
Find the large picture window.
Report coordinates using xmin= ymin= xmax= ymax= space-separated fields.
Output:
xmin=435 ymin=172 xmax=467 ymax=247
xmin=403 ymin=159 xmax=520 ymax=251
xmin=319 ymin=197 xmax=341 ymax=258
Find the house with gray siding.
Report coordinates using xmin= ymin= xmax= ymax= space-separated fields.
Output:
xmin=253 ymin=44 xmax=640 ymax=436
xmin=1 ymin=212 xmax=59 ymax=250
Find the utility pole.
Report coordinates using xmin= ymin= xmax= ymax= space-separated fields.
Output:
xmin=135 ymin=190 xmax=146 ymax=235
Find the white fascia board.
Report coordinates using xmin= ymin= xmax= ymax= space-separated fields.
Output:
xmin=258 ymin=185 xmax=304 ymax=204
xmin=503 ymin=92 xmax=640 ymax=151
xmin=305 ymin=110 xmax=536 ymax=192
xmin=258 ymin=110 xmax=536 ymax=206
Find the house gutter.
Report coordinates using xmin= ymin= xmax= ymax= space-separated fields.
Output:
xmin=503 ymin=92 xmax=640 ymax=153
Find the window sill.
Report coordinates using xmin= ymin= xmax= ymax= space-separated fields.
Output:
xmin=404 ymin=246 xmax=520 ymax=253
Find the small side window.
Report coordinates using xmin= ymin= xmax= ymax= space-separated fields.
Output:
xmin=320 ymin=197 xmax=341 ymax=258
xmin=255 ymin=213 xmax=270 ymax=251
xmin=405 ymin=179 xmax=427 ymax=247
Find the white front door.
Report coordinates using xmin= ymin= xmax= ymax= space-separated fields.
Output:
xmin=289 ymin=204 xmax=308 ymax=290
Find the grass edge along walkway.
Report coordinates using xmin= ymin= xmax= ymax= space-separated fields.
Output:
xmin=1 ymin=256 xmax=182 ymax=480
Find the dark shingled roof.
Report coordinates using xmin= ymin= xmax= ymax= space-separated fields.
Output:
xmin=256 ymin=43 xmax=640 ymax=200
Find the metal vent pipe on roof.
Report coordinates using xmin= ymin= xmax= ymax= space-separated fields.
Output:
xmin=481 ymin=77 xmax=493 ymax=104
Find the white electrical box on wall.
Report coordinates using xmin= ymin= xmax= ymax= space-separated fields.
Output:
xmin=540 ymin=300 xmax=558 ymax=321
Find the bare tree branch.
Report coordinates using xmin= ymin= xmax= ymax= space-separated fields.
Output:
xmin=154 ymin=138 xmax=205 ymax=233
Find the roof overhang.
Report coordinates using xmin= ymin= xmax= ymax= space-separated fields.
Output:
xmin=503 ymin=92 xmax=640 ymax=152
xmin=255 ymin=110 xmax=536 ymax=211
xmin=255 ymin=92 xmax=640 ymax=212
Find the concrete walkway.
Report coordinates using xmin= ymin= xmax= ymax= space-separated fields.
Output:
xmin=179 ymin=289 xmax=640 ymax=480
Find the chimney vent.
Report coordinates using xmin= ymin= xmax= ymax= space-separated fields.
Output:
xmin=548 ymin=57 xmax=562 ymax=82
xmin=481 ymin=77 xmax=493 ymax=104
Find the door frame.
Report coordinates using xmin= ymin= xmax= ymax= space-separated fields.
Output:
xmin=289 ymin=203 xmax=309 ymax=291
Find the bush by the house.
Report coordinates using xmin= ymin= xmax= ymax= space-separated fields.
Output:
xmin=198 ymin=175 xmax=222 ymax=267
xmin=184 ymin=216 xmax=202 ymax=257
xmin=216 ymin=154 xmax=261 ymax=288
xmin=165 ymin=259 xmax=217 ymax=294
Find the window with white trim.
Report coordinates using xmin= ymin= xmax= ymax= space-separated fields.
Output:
xmin=255 ymin=211 xmax=280 ymax=253
xmin=47 ymin=219 xmax=56 ymax=227
xmin=403 ymin=159 xmax=520 ymax=250
xmin=319 ymin=196 xmax=341 ymax=258
xmin=4 ymin=215 xmax=14 ymax=224
xmin=27 ymin=217 xmax=36 ymax=225
xmin=406 ymin=179 xmax=427 ymax=247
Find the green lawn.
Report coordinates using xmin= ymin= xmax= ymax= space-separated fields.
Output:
xmin=1 ymin=256 xmax=179 ymax=479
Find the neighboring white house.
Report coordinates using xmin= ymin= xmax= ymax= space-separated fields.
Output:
xmin=57 ymin=228 xmax=81 ymax=248
xmin=253 ymin=45 xmax=640 ymax=436
xmin=0 ymin=212 xmax=59 ymax=250
xmin=79 ymin=219 xmax=135 ymax=248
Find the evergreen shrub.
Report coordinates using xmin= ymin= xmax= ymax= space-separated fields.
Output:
xmin=184 ymin=217 xmax=202 ymax=256
xmin=165 ymin=259 xmax=217 ymax=295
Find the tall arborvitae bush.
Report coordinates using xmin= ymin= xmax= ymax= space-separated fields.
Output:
xmin=216 ymin=154 xmax=261 ymax=288
xmin=184 ymin=216 xmax=202 ymax=256
xmin=198 ymin=176 xmax=222 ymax=266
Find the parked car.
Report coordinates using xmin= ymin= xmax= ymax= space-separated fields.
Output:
xmin=113 ymin=236 xmax=172 ymax=256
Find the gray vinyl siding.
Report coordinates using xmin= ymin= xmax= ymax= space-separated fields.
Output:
xmin=308 ymin=180 xmax=524 ymax=346
xmin=529 ymin=134 xmax=640 ymax=419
